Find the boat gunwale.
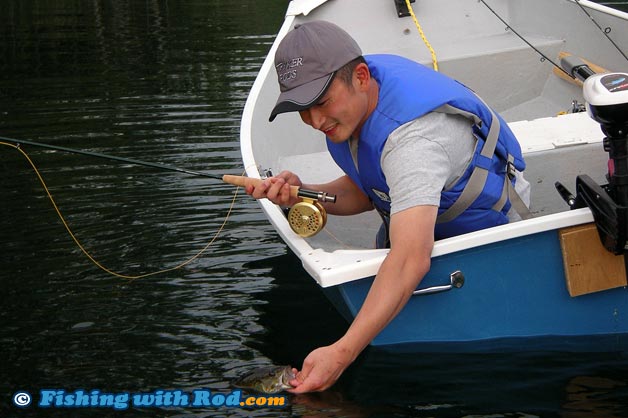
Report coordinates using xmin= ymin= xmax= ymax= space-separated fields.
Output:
xmin=300 ymin=207 xmax=595 ymax=288
xmin=571 ymin=0 xmax=628 ymax=19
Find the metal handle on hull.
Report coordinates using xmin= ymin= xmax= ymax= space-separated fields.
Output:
xmin=412 ymin=270 xmax=465 ymax=296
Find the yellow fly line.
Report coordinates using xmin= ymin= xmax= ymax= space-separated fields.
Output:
xmin=405 ymin=0 xmax=439 ymax=71
xmin=1 ymin=141 xmax=239 ymax=281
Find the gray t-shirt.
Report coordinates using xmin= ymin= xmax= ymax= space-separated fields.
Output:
xmin=381 ymin=111 xmax=475 ymax=215
xmin=379 ymin=111 xmax=530 ymax=219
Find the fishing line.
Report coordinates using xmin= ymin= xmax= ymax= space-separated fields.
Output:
xmin=0 ymin=139 xmax=240 ymax=280
xmin=574 ymin=0 xmax=628 ymax=62
xmin=478 ymin=0 xmax=572 ymax=78
xmin=1 ymin=136 xmax=337 ymax=277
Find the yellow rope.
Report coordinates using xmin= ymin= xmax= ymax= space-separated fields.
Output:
xmin=405 ymin=0 xmax=439 ymax=71
xmin=1 ymin=141 xmax=238 ymax=280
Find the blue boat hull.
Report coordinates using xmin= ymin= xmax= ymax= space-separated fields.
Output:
xmin=324 ymin=229 xmax=628 ymax=351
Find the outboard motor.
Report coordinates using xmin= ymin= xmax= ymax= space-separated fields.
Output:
xmin=560 ymin=58 xmax=628 ymax=254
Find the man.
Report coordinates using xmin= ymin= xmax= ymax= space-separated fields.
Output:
xmin=246 ymin=20 xmax=530 ymax=393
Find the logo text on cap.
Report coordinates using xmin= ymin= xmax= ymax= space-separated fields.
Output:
xmin=276 ymin=57 xmax=304 ymax=83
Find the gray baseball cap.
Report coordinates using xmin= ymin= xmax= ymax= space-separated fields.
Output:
xmin=269 ymin=20 xmax=362 ymax=122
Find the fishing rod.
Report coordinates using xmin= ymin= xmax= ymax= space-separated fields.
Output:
xmin=1 ymin=135 xmax=336 ymax=239
xmin=0 ymin=135 xmax=223 ymax=180
xmin=479 ymin=0 xmax=627 ymax=73
xmin=477 ymin=0 xmax=571 ymax=78
xmin=574 ymin=0 xmax=628 ymax=62
xmin=0 ymin=135 xmax=336 ymax=204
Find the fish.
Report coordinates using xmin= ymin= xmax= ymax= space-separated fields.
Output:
xmin=234 ymin=365 xmax=296 ymax=394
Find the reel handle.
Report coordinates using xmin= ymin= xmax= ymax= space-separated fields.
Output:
xmin=222 ymin=175 xmax=336 ymax=203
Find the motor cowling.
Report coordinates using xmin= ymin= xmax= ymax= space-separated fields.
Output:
xmin=584 ymin=72 xmax=628 ymax=137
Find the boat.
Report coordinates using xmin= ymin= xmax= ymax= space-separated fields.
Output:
xmin=239 ymin=0 xmax=628 ymax=351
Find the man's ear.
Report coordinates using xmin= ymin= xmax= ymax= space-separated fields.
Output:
xmin=353 ymin=63 xmax=371 ymax=90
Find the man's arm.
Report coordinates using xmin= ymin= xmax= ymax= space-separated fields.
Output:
xmin=288 ymin=205 xmax=437 ymax=393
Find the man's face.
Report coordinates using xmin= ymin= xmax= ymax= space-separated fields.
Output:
xmin=298 ymin=68 xmax=370 ymax=143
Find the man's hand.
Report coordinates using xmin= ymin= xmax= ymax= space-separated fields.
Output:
xmin=245 ymin=170 xmax=302 ymax=206
xmin=287 ymin=343 xmax=355 ymax=393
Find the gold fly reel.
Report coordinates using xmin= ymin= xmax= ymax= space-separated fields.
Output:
xmin=287 ymin=198 xmax=327 ymax=237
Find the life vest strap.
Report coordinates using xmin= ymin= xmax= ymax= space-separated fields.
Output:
xmin=437 ymin=99 xmax=500 ymax=223
xmin=437 ymin=100 xmax=531 ymax=223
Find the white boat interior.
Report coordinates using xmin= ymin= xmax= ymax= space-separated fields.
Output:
xmin=240 ymin=0 xmax=628 ymax=288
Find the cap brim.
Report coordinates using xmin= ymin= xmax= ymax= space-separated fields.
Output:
xmin=269 ymin=72 xmax=335 ymax=122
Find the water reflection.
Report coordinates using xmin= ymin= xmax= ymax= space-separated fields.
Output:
xmin=563 ymin=375 xmax=628 ymax=417
xmin=342 ymin=349 xmax=628 ymax=416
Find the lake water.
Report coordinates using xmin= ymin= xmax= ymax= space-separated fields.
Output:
xmin=2 ymin=1 xmax=628 ymax=417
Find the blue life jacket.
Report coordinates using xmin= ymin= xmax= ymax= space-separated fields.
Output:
xmin=326 ymin=54 xmax=526 ymax=240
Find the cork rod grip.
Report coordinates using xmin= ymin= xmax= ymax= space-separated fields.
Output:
xmin=222 ymin=175 xmax=300 ymax=198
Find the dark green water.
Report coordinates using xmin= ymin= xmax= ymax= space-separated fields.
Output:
xmin=2 ymin=1 xmax=628 ymax=417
